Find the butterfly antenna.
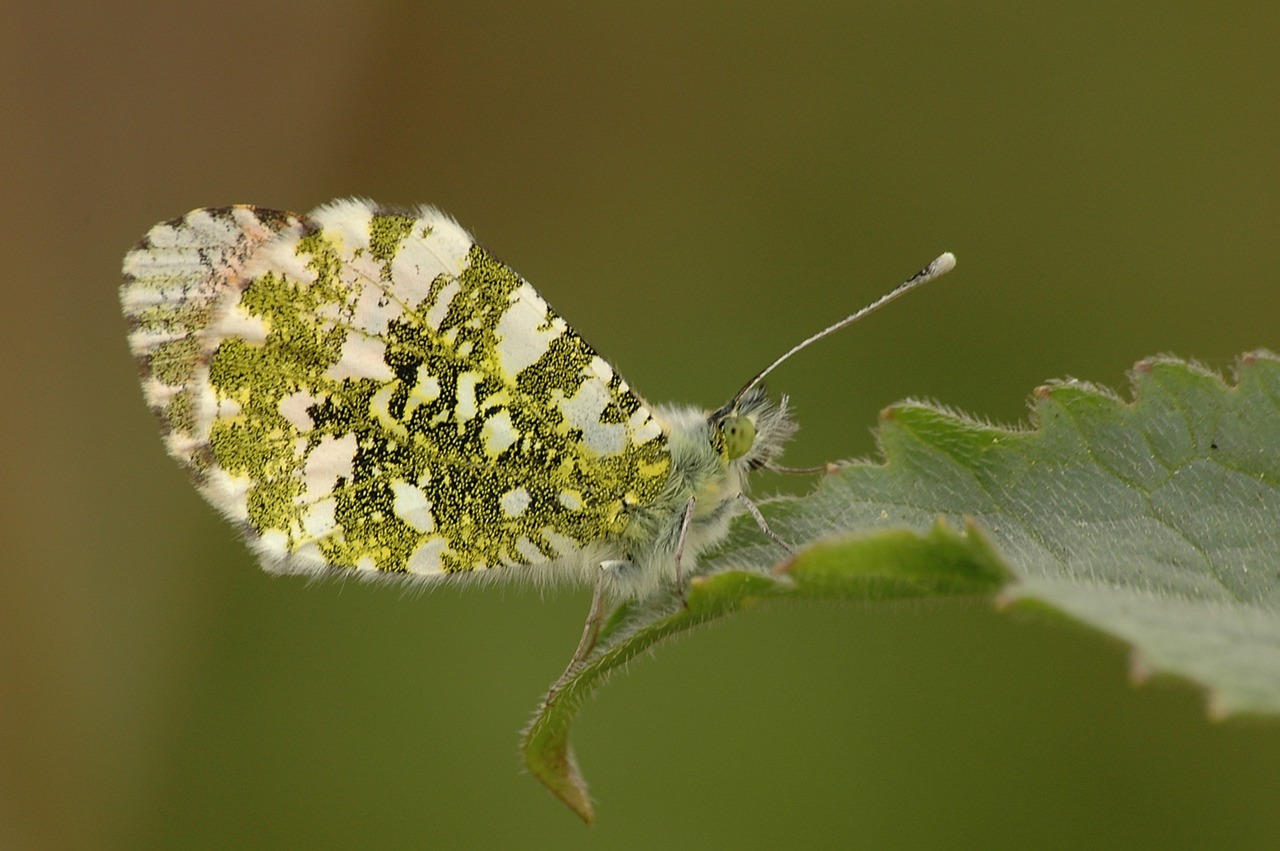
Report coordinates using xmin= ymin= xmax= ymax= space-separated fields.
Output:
xmin=729 ymin=252 xmax=956 ymax=408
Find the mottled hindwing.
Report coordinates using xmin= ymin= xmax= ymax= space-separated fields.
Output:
xmin=121 ymin=199 xmax=672 ymax=582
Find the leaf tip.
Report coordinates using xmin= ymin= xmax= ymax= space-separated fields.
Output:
xmin=522 ymin=729 xmax=597 ymax=825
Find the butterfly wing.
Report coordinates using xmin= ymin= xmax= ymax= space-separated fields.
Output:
xmin=121 ymin=199 xmax=670 ymax=583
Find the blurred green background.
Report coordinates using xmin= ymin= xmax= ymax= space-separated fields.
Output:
xmin=3 ymin=2 xmax=1278 ymax=848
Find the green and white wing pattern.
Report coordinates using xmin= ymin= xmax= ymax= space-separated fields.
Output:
xmin=121 ymin=200 xmax=672 ymax=583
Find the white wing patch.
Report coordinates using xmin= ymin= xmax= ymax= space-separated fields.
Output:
xmin=392 ymin=482 xmax=435 ymax=534
xmin=495 ymin=283 xmax=566 ymax=377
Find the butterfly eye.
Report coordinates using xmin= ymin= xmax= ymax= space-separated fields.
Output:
xmin=720 ymin=414 xmax=756 ymax=461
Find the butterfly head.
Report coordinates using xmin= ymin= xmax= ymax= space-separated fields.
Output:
xmin=709 ymin=385 xmax=797 ymax=470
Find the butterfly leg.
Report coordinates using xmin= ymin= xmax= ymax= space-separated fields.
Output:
xmin=737 ymin=493 xmax=792 ymax=552
xmin=672 ymin=495 xmax=697 ymax=608
xmin=764 ymin=461 xmax=841 ymax=475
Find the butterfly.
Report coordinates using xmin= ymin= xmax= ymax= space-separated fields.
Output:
xmin=121 ymin=198 xmax=953 ymax=676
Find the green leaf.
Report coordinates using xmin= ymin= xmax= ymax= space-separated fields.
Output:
xmin=523 ymin=351 xmax=1280 ymax=823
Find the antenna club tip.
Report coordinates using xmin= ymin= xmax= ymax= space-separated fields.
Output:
xmin=932 ymin=252 xmax=957 ymax=276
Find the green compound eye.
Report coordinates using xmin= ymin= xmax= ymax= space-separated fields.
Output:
xmin=720 ymin=414 xmax=756 ymax=460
